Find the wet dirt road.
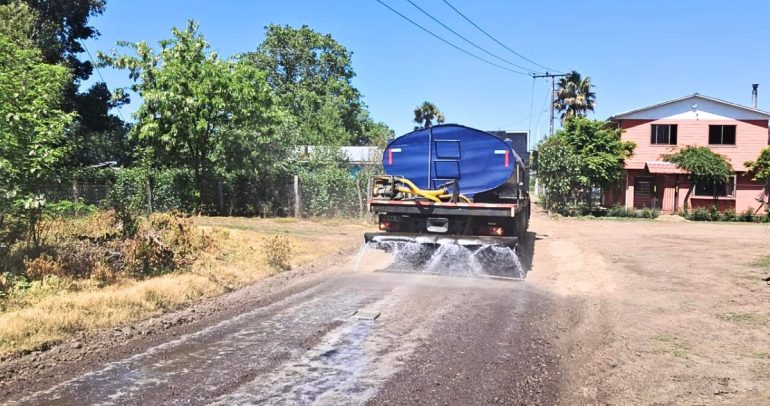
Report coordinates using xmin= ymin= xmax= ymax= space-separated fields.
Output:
xmin=4 ymin=246 xmax=560 ymax=405
xmin=9 ymin=209 xmax=769 ymax=405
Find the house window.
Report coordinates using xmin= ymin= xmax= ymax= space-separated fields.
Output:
xmin=694 ymin=175 xmax=737 ymax=197
xmin=708 ymin=125 xmax=736 ymax=145
xmin=651 ymin=124 xmax=677 ymax=145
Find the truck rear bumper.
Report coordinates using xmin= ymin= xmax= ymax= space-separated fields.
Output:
xmin=368 ymin=199 xmax=524 ymax=218
xmin=364 ymin=232 xmax=519 ymax=248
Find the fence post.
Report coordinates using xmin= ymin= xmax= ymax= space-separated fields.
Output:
xmin=217 ymin=181 xmax=225 ymax=215
xmin=146 ymin=174 xmax=153 ymax=214
xmin=356 ymin=177 xmax=364 ymax=218
xmin=293 ymin=175 xmax=301 ymax=218
xmin=72 ymin=179 xmax=80 ymax=203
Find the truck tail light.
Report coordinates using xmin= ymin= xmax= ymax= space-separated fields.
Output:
xmin=379 ymin=220 xmax=399 ymax=231
xmin=480 ymin=226 xmax=504 ymax=236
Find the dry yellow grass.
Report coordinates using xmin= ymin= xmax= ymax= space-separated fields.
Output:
xmin=0 ymin=217 xmax=370 ymax=357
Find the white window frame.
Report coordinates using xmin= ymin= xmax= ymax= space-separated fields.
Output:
xmin=693 ymin=174 xmax=737 ymax=198
xmin=651 ymin=124 xmax=677 ymax=145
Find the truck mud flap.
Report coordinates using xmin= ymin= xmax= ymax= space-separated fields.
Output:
xmin=364 ymin=232 xmax=518 ymax=249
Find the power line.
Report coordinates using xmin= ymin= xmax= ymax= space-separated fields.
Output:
xmin=534 ymin=83 xmax=550 ymax=140
xmin=405 ymin=0 xmax=541 ymax=74
xmin=495 ymin=107 xmax=548 ymax=130
xmin=81 ymin=41 xmax=128 ymax=123
xmin=375 ymin=0 xmax=531 ymax=76
xmin=528 ymin=76 xmax=536 ymax=138
xmin=441 ymin=0 xmax=556 ymax=73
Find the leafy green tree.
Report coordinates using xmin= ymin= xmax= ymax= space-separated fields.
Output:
xmin=663 ymin=145 xmax=733 ymax=211
xmin=554 ymin=71 xmax=596 ymax=123
xmin=745 ymin=147 xmax=770 ymax=184
xmin=361 ymin=119 xmax=395 ymax=148
xmin=558 ymin=117 xmax=635 ymax=192
xmin=746 ymin=147 xmax=770 ymax=212
xmin=1 ymin=0 xmax=129 ymax=168
xmin=99 ymin=20 xmax=284 ymax=212
xmin=413 ymin=101 xmax=445 ymax=130
xmin=0 ymin=23 xmax=75 ymax=252
xmin=69 ymin=82 xmax=132 ymax=165
xmin=0 ymin=1 xmax=39 ymax=49
xmin=1 ymin=0 xmax=106 ymax=80
xmin=537 ymin=117 xmax=634 ymax=212
xmin=249 ymin=24 xmax=389 ymax=146
xmin=536 ymin=135 xmax=585 ymax=213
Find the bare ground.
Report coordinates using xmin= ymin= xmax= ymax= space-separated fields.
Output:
xmin=527 ymin=214 xmax=770 ymax=405
xmin=1 ymin=210 xmax=769 ymax=405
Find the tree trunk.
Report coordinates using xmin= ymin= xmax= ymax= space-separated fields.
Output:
xmin=146 ymin=172 xmax=153 ymax=214
xmin=683 ymin=184 xmax=692 ymax=213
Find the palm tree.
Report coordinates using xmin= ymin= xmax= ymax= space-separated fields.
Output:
xmin=554 ymin=71 xmax=596 ymax=123
xmin=413 ymin=101 xmax=445 ymax=130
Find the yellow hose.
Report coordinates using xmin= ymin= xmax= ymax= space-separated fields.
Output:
xmin=394 ymin=177 xmax=471 ymax=203
xmin=396 ymin=186 xmax=441 ymax=202
xmin=438 ymin=194 xmax=472 ymax=203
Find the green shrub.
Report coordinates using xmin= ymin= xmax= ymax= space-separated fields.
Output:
xmin=606 ymin=204 xmax=628 ymax=217
xmin=45 ymin=200 xmax=97 ymax=218
xmin=605 ymin=204 xmax=659 ymax=218
xmin=152 ymin=169 xmax=197 ymax=213
xmin=109 ymin=168 xmax=149 ymax=214
xmin=740 ymin=208 xmax=755 ymax=222
xmin=720 ymin=208 xmax=737 ymax=222
xmin=689 ymin=207 xmax=713 ymax=221
xmin=639 ymin=207 xmax=661 ymax=219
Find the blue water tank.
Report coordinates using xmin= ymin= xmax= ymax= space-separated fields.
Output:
xmin=382 ymin=124 xmax=519 ymax=197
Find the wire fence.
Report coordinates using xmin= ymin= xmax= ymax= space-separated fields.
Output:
xmin=41 ymin=170 xmax=376 ymax=219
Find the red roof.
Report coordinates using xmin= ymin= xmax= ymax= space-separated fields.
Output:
xmin=644 ymin=161 xmax=688 ymax=174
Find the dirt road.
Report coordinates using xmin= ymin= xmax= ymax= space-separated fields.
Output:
xmin=2 ymin=210 xmax=770 ymax=405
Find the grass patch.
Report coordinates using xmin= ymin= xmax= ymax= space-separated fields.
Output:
xmin=752 ymin=255 xmax=770 ymax=270
xmin=0 ymin=216 xmax=370 ymax=357
xmin=651 ymin=333 xmax=693 ymax=360
xmin=716 ymin=312 xmax=768 ymax=327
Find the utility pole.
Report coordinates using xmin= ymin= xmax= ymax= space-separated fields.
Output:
xmin=532 ymin=72 xmax=569 ymax=136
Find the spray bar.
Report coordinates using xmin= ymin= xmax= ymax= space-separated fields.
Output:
xmin=364 ymin=232 xmax=519 ymax=249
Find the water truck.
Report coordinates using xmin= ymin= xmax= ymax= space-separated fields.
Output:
xmin=364 ymin=124 xmax=530 ymax=276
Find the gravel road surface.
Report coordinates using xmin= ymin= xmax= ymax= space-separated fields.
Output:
xmin=4 ymin=209 xmax=770 ymax=405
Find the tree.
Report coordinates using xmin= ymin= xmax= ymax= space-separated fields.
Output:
xmin=413 ymin=101 xmax=445 ymax=130
xmin=559 ymin=117 xmax=635 ymax=191
xmin=554 ymin=71 xmax=596 ymax=123
xmin=99 ymin=20 xmax=284 ymax=212
xmin=537 ymin=117 xmax=634 ymax=211
xmin=1 ymin=0 xmax=106 ymax=81
xmin=249 ymin=24 xmax=387 ymax=146
xmin=0 ymin=19 xmax=75 ymax=253
xmin=1 ymin=0 xmax=129 ymax=169
xmin=536 ymin=135 xmax=585 ymax=212
xmin=663 ymin=145 xmax=732 ymax=211
xmin=745 ymin=146 xmax=770 ymax=210
xmin=68 ymin=82 xmax=132 ymax=165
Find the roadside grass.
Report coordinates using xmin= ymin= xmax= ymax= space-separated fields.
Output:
xmin=752 ymin=255 xmax=770 ymax=270
xmin=651 ymin=333 xmax=693 ymax=361
xmin=569 ymin=215 xmax=658 ymax=222
xmin=716 ymin=312 xmax=769 ymax=327
xmin=0 ymin=217 xmax=370 ymax=358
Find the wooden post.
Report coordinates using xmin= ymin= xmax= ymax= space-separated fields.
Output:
xmin=72 ymin=179 xmax=80 ymax=203
xmin=146 ymin=173 xmax=153 ymax=214
xmin=356 ymin=177 xmax=364 ymax=218
xmin=217 ymin=181 xmax=225 ymax=215
xmin=293 ymin=175 xmax=301 ymax=218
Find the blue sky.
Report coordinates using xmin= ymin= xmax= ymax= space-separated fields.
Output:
xmin=83 ymin=0 xmax=770 ymax=145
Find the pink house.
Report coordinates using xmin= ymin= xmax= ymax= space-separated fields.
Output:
xmin=607 ymin=94 xmax=770 ymax=214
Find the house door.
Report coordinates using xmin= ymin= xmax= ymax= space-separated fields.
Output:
xmin=634 ymin=178 xmax=653 ymax=209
